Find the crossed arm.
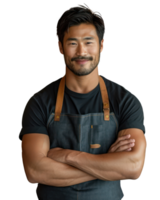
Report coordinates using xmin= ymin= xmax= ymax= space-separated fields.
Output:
xmin=64 ymin=128 xmax=146 ymax=181
xmin=22 ymin=128 xmax=146 ymax=187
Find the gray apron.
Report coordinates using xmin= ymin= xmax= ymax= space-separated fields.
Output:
xmin=37 ymin=75 xmax=124 ymax=200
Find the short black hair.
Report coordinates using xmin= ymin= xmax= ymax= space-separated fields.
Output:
xmin=57 ymin=4 xmax=105 ymax=47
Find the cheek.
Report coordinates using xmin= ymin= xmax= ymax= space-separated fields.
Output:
xmin=64 ymin=47 xmax=75 ymax=58
xmin=88 ymin=44 xmax=99 ymax=55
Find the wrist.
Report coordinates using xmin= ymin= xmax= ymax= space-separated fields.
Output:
xmin=66 ymin=149 xmax=83 ymax=166
xmin=64 ymin=149 xmax=73 ymax=163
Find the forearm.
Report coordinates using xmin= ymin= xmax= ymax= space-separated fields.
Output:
xmin=66 ymin=151 xmax=137 ymax=181
xmin=31 ymin=156 xmax=97 ymax=187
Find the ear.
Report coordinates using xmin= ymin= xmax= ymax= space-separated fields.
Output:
xmin=101 ymin=39 xmax=106 ymax=53
xmin=58 ymin=41 xmax=64 ymax=55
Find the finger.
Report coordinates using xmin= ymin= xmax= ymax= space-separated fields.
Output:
xmin=111 ymin=138 xmax=135 ymax=152
xmin=112 ymin=135 xmax=130 ymax=147
xmin=116 ymin=142 xmax=135 ymax=152
xmin=109 ymin=135 xmax=133 ymax=152
xmin=118 ymin=139 xmax=135 ymax=146
xmin=110 ymin=135 xmax=131 ymax=149
xmin=118 ymin=134 xmax=130 ymax=141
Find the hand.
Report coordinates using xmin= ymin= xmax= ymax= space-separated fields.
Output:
xmin=47 ymin=147 xmax=70 ymax=164
xmin=108 ymin=134 xmax=135 ymax=153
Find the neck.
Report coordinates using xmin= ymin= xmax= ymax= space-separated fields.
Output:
xmin=65 ymin=67 xmax=99 ymax=94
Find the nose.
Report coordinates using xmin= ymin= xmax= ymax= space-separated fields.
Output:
xmin=76 ymin=45 xmax=87 ymax=59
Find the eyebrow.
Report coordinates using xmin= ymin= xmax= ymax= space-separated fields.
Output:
xmin=67 ymin=37 xmax=95 ymax=41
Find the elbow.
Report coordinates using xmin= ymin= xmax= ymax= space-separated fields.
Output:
xmin=24 ymin=167 xmax=38 ymax=184
xmin=28 ymin=170 xmax=37 ymax=184
xmin=134 ymin=166 xmax=144 ymax=181
xmin=131 ymin=171 xmax=141 ymax=180
xmin=124 ymin=159 xmax=138 ymax=180
xmin=23 ymin=170 xmax=35 ymax=184
xmin=26 ymin=175 xmax=37 ymax=184
xmin=131 ymin=161 xmax=143 ymax=180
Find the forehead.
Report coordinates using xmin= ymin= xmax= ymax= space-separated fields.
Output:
xmin=63 ymin=23 xmax=98 ymax=42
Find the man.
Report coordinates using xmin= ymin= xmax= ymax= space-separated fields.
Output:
xmin=19 ymin=4 xmax=146 ymax=200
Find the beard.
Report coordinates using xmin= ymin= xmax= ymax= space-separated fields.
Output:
xmin=62 ymin=51 xmax=103 ymax=76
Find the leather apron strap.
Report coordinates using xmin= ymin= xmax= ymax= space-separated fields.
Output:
xmin=54 ymin=75 xmax=110 ymax=121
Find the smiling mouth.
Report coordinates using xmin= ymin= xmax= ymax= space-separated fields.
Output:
xmin=76 ymin=60 xmax=88 ymax=64
xmin=75 ymin=59 xmax=89 ymax=64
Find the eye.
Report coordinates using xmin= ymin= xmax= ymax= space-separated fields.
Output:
xmin=69 ymin=42 xmax=92 ymax=45
xmin=86 ymin=42 xmax=92 ymax=44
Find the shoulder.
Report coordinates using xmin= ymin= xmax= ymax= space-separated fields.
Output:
xmin=100 ymin=75 xmax=145 ymax=133
xmin=33 ymin=77 xmax=62 ymax=103
xmin=22 ymin=76 xmax=62 ymax=122
xmin=100 ymin=75 xmax=135 ymax=110
xmin=100 ymin=75 xmax=130 ymax=97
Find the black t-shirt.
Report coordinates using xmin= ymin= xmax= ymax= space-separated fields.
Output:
xmin=19 ymin=75 xmax=145 ymax=140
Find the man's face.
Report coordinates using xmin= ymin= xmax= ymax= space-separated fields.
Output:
xmin=59 ymin=23 xmax=104 ymax=76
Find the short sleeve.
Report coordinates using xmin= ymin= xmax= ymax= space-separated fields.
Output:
xmin=118 ymin=92 xmax=145 ymax=134
xmin=19 ymin=95 xmax=49 ymax=140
